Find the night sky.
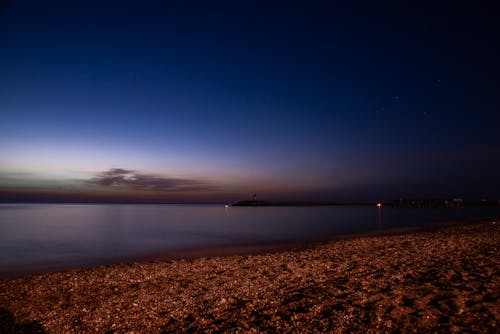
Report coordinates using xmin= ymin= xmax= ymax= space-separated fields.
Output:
xmin=1 ymin=1 xmax=499 ymax=202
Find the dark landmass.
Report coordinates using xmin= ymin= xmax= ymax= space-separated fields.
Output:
xmin=232 ymin=200 xmax=376 ymax=206
xmin=1 ymin=191 xmax=498 ymax=207
xmin=233 ymin=199 xmax=500 ymax=207
xmin=1 ymin=219 xmax=498 ymax=333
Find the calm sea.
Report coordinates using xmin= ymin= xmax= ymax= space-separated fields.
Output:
xmin=0 ymin=203 xmax=498 ymax=276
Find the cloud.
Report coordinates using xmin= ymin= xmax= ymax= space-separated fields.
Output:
xmin=103 ymin=168 xmax=132 ymax=175
xmin=87 ymin=168 xmax=214 ymax=192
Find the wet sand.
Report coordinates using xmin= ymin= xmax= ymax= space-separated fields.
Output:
xmin=0 ymin=219 xmax=498 ymax=333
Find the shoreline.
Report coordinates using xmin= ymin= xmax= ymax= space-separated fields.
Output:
xmin=1 ymin=216 xmax=495 ymax=280
xmin=135 ymin=216 xmax=494 ymax=262
xmin=1 ymin=218 xmax=498 ymax=332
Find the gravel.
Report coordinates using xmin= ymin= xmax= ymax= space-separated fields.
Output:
xmin=1 ymin=220 xmax=498 ymax=333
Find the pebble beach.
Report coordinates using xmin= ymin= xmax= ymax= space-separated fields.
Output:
xmin=1 ymin=220 xmax=498 ymax=333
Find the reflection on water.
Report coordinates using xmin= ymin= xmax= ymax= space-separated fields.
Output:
xmin=377 ymin=206 xmax=382 ymax=226
xmin=0 ymin=204 xmax=498 ymax=273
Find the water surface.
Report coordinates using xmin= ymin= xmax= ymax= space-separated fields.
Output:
xmin=0 ymin=204 xmax=498 ymax=276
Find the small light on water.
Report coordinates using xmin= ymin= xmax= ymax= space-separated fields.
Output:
xmin=377 ymin=203 xmax=382 ymax=208
xmin=224 ymin=204 xmax=229 ymax=208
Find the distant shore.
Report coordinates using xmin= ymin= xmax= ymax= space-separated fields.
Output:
xmin=1 ymin=218 xmax=498 ymax=333
xmin=1 ymin=199 xmax=498 ymax=206
xmin=232 ymin=199 xmax=500 ymax=207
xmin=232 ymin=200 xmax=377 ymax=206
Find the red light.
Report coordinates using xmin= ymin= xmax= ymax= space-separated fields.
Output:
xmin=377 ymin=203 xmax=382 ymax=208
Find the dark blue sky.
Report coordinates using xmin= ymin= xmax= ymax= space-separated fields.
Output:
xmin=1 ymin=1 xmax=499 ymax=202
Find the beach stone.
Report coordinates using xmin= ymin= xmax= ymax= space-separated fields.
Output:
xmin=0 ymin=220 xmax=498 ymax=333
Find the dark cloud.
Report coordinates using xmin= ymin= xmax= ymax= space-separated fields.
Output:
xmin=104 ymin=168 xmax=132 ymax=175
xmin=87 ymin=168 xmax=213 ymax=192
